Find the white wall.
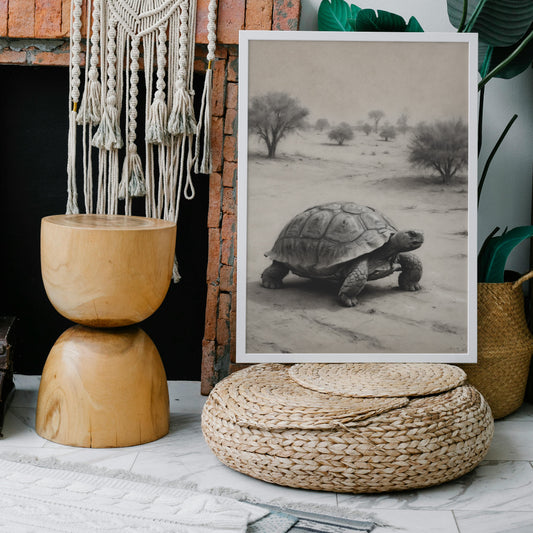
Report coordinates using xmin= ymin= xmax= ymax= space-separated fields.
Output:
xmin=300 ymin=0 xmax=533 ymax=274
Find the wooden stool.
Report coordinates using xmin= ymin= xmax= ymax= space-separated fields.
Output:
xmin=36 ymin=215 xmax=176 ymax=448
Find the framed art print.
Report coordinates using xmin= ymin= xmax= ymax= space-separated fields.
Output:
xmin=236 ymin=31 xmax=478 ymax=363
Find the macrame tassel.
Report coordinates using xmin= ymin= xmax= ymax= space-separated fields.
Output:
xmin=172 ymin=259 xmax=181 ymax=283
xmin=77 ymin=78 xmax=102 ymax=125
xmin=66 ymin=108 xmax=80 ymax=214
xmin=146 ymin=98 xmax=169 ymax=145
xmin=92 ymin=100 xmax=123 ymax=150
xmin=194 ymin=66 xmax=213 ymax=174
xmin=119 ymin=150 xmax=147 ymax=199
xmin=168 ymin=85 xmax=197 ymax=136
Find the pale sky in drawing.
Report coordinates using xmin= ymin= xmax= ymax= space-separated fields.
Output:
xmin=248 ymin=39 xmax=470 ymax=125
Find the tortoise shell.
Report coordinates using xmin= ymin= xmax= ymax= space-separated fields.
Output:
xmin=266 ymin=202 xmax=398 ymax=271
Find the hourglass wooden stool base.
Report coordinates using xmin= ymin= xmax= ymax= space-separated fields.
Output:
xmin=36 ymin=325 xmax=169 ymax=448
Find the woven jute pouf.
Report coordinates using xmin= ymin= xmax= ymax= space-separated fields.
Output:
xmin=202 ymin=364 xmax=494 ymax=493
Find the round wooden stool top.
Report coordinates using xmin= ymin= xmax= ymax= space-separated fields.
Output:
xmin=41 ymin=214 xmax=176 ymax=327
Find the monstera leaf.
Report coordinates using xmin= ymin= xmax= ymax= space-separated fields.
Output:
xmin=352 ymin=9 xmax=423 ymax=32
xmin=447 ymin=0 xmax=533 ymax=47
xmin=478 ymin=226 xmax=533 ymax=283
xmin=318 ymin=0 xmax=360 ymax=31
xmin=318 ymin=1 xmax=423 ymax=32
xmin=479 ymin=26 xmax=533 ymax=80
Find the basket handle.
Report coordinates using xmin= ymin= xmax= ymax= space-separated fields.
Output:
xmin=512 ymin=271 xmax=533 ymax=290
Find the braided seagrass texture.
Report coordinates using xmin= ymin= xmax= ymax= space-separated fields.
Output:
xmin=288 ymin=363 xmax=467 ymax=397
xmin=210 ymin=364 xmax=409 ymax=430
xmin=202 ymin=364 xmax=493 ymax=493
xmin=460 ymin=279 xmax=533 ymax=419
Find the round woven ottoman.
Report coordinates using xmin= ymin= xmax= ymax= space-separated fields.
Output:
xmin=202 ymin=363 xmax=494 ymax=493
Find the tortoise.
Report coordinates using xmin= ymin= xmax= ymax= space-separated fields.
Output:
xmin=261 ymin=202 xmax=424 ymax=307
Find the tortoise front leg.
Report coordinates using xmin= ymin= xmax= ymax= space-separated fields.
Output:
xmin=398 ymin=252 xmax=422 ymax=291
xmin=261 ymin=261 xmax=289 ymax=289
xmin=338 ymin=261 xmax=368 ymax=307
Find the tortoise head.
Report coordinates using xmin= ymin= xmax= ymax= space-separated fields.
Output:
xmin=391 ymin=230 xmax=424 ymax=252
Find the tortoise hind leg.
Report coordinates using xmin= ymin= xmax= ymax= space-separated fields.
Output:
xmin=398 ymin=252 xmax=422 ymax=291
xmin=261 ymin=261 xmax=289 ymax=289
xmin=338 ymin=261 xmax=368 ymax=307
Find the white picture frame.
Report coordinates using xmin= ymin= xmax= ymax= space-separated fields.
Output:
xmin=237 ymin=30 xmax=478 ymax=363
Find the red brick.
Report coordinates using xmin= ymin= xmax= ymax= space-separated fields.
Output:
xmin=227 ymin=50 xmax=238 ymax=82
xmin=222 ymin=161 xmax=237 ymax=188
xmin=0 ymin=0 xmax=8 ymax=35
xmin=226 ymin=82 xmax=238 ymax=109
xmin=218 ymin=292 xmax=231 ymax=321
xmin=220 ymin=265 xmax=234 ymax=293
xmin=200 ymin=339 xmax=216 ymax=394
xmin=195 ymin=0 xmax=210 ymax=44
xmin=221 ymin=236 xmax=235 ymax=266
xmin=0 ymin=49 xmax=27 ymax=64
xmin=35 ymin=0 xmax=63 ymax=38
xmin=203 ymin=283 xmax=220 ymax=341
xmin=273 ymin=0 xmax=301 ymax=31
xmin=217 ymin=0 xmax=245 ymax=45
xmin=8 ymin=0 xmax=35 ymax=37
xmin=223 ymin=134 xmax=238 ymax=162
xmin=207 ymin=172 xmax=222 ymax=228
xmin=222 ymin=186 xmax=235 ymax=215
xmin=229 ymin=308 xmax=236 ymax=359
xmin=245 ymin=0 xmax=273 ymax=30
xmin=212 ymin=58 xmax=226 ymax=117
xmin=221 ymin=213 xmax=236 ymax=242
xmin=206 ymin=228 xmax=221 ymax=283
xmin=224 ymin=108 xmax=238 ymax=136
xmin=31 ymin=50 xmax=71 ymax=66
xmin=216 ymin=318 xmax=230 ymax=346
xmin=211 ymin=117 xmax=224 ymax=172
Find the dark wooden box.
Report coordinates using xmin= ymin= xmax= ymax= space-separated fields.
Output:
xmin=0 ymin=317 xmax=16 ymax=436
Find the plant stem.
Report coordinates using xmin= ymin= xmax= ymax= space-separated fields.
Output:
xmin=479 ymin=29 xmax=533 ymax=89
xmin=464 ymin=0 xmax=489 ymax=33
xmin=457 ymin=0 xmax=469 ymax=32
xmin=478 ymin=85 xmax=485 ymax=156
xmin=478 ymin=114 xmax=518 ymax=204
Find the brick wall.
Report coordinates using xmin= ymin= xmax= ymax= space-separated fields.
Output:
xmin=0 ymin=0 xmax=301 ymax=394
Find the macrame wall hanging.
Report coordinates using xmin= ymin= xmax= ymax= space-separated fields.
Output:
xmin=67 ymin=0 xmax=218 ymax=281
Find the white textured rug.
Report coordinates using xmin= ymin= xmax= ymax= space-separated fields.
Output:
xmin=0 ymin=457 xmax=273 ymax=532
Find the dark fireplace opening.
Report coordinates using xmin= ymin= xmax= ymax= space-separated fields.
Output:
xmin=0 ymin=65 xmax=208 ymax=380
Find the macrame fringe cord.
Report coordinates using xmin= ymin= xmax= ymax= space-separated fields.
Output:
xmin=168 ymin=85 xmax=197 ymax=136
xmin=92 ymin=102 xmax=124 ymax=150
xmin=194 ymin=66 xmax=213 ymax=174
xmin=195 ymin=0 xmax=217 ymax=174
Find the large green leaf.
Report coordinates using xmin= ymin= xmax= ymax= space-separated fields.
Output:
xmin=353 ymin=9 xmax=408 ymax=32
xmin=478 ymin=226 xmax=533 ymax=283
xmin=318 ymin=0 xmax=357 ymax=31
xmin=447 ymin=0 xmax=533 ymax=47
xmin=479 ymin=27 xmax=533 ymax=80
xmin=405 ymin=17 xmax=424 ymax=33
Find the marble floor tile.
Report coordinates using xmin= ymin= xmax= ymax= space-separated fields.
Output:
xmin=11 ymin=375 xmax=40 ymax=408
xmin=485 ymin=421 xmax=533 ymax=461
xmin=370 ymin=510 xmax=459 ymax=533
xmin=337 ymin=461 xmax=533 ymax=512
xmin=454 ymin=510 xmax=533 ymax=533
xmin=0 ymin=409 xmax=47 ymax=448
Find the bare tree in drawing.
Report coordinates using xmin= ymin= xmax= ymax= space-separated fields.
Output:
xmin=249 ymin=92 xmax=309 ymax=158
xmin=368 ymin=109 xmax=385 ymax=133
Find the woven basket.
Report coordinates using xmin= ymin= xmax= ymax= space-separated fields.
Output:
xmin=459 ymin=273 xmax=533 ymax=419
xmin=202 ymin=364 xmax=494 ymax=494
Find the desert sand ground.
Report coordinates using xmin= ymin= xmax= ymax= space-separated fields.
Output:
xmin=243 ymin=128 xmax=472 ymax=360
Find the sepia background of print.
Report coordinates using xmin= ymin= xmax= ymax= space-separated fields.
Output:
xmin=240 ymin=35 xmax=475 ymax=361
